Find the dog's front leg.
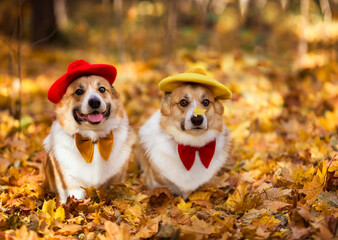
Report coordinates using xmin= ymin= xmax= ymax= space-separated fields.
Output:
xmin=56 ymin=185 xmax=69 ymax=204
xmin=55 ymin=179 xmax=86 ymax=203
xmin=67 ymin=188 xmax=86 ymax=202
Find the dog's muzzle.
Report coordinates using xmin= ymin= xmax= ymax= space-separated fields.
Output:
xmin=73 ymin=103 xmax=111 ymax=125
xmin=88 ymin=97 xmax=101 ymax=109
xmin=191 ymin=115 xmax=203 ymax=126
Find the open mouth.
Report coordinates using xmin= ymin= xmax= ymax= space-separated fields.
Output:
xmin=73 ymin=104 xmax=111 ymax=125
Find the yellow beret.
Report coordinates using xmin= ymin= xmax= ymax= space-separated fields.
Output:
xmin=158 ymin=68 xmax=232 ymax=100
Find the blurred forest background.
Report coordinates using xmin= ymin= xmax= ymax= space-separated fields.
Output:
xmin=0 ymin=0 xmax=337 ymax=239
xmin=0 ymin=0 xmax=337 ymax=128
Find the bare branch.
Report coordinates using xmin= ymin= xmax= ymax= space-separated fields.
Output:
xmin=319 ymin=0 xmax=332 ymax=21
xmin=20 ymin=28 xmax=57 ymax=53
xmin=17 ymin=0 xmax=23 ymax=137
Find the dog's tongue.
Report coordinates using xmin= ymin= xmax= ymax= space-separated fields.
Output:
xmin=88 ymin=113 xmax=103 ymax=123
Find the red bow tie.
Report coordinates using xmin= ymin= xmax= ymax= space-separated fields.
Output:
xmin=178 ymin=140 xmax=216 ymax=171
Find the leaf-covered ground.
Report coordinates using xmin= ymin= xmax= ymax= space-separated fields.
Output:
xmin=0 ymin=2 xmax=337 ymax=236
xmin=0 ymin=47 xmax=337 ymax=239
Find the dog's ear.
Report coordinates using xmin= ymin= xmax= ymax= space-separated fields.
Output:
xmin=110 ymin=86 xmax=119 ymax=98
xmin=161 ymin=93 xmax=171 ymax=116
xmin=214 ymin=98 xmax=224 ymax=115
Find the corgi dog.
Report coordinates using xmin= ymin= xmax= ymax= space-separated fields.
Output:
xmin=43 ymin=60 xmax=135 ymax=203
xmin=137 ymin=69 xmax=232 ymax=198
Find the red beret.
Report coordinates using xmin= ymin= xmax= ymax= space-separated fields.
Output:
xmin=47 ymin=60 xmax=117 ymax=104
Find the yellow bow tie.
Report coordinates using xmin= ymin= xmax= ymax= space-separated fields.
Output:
xmin=74 ymin=132 xmax=114 ymax=163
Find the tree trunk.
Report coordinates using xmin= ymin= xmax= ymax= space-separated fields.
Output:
xmin=54 ymin=0 xmax=68 ymax=30
xmin=166 ymin=0 xmax=177 ymax=61
xmin=319 ymin=0 xmax=332 ymax=21
xmin=31 ymin=0 xmax=57 ymax=43
xmin=298 ymin=0 xmax=309 ymax=67
xmin=114 ymin=0 xmax=126 ymax=62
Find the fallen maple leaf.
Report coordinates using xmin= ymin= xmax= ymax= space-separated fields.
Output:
xmin=262 ymin=188 xmax=292 ymax=201
xmin=146 ymin=188 xmax=172 ymax=213
xmin=260 ymin=200 xmax=291 ymax=211
xmin=256 ymin=225 xmax=270 ymax=238
xmin=132 ymin=216 xmax=160 ymax=239
xmin=41 ymin=199 xmax=55 ymax=218
xmin=300 ymin=175 xmax=324 ymax=204
xmin=40 ymin=199 xmax=65 ymax=223
xmin=180 ymin=215 xmax=216 ymax=235
xmin=193 ymin=106 xmax=206 ymax=117
xmin=55 ymin=223 xmax=82 ymax=235
xmin=291 ymin=226 xmax=311 ymax=240
xmin=103 ymin=221 xmax=130 ymax=240
xmin=54 ymin=206 xmax=65 ymax=222
xmin=225 ymin=183 xmax=261 ymax=213
xmin=177 ymin=199 xmax=193 ymax=215
xmin=12 ymin=225 xmax=38 ymax=240
xmin=300 ymin=160 xmax=328 ymax=204
xmin=318 ymin=191 xmax=338 ymax=207
xmin=188 ymin=190 xmax=213 ymax=202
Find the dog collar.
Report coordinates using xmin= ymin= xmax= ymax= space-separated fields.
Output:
xmin=177 ymin=139 xmax=216 ymax=171
xmin=74 ymin=132 xmax=114 ymax=163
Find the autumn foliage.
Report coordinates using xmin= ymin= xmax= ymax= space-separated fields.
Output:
xmin=0 ymin=1 xmax=337 ymax=239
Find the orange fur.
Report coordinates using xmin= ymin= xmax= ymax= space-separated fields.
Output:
xmin=160 ymin=84 xmax=224 ymax=135
xmin=138 ymin=83 xmax=229 ymax=198
xmin=44 ymin=75 xmax=134 ymax=202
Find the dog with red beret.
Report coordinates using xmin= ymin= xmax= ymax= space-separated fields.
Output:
xmin=43 ymin=60 xmax=135 ymax=203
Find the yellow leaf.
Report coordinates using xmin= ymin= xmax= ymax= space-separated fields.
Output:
xmin=225 ymin=184 xmax=249 ymax=213
xmin=177 ymin=199 xmax=193 ymax=215
xmin=93 ymin=210 xmax=102 ymax=225
xmin=230 ymin=121 xmax=250 ymax=145
xmin=134 ymin=193 xmax=149 ymax=203
xmin=188 ymin=191 xmax=213 ymax=201
xmin=318 ymin=110 xmax=338 ymax=131
xmin=328 ymin=159 xmax=338 ymax=177
xmin=123 ymin=209 xmax=141 ymax=225
xmin=252 ymin=214 xmax=280 ymax=226
xmin=54 ymin=206 xmax=65 ymax=222
xmin=127 ymin=204 xmax=143 ymax=221
xmin=193 ymin=106 xmax=206 ymax=117
xmin=41 ymin=199 xmax=56 ymax=218
xmin=304 ymin=166 xmax=315 ymax=180
xmin=313 ymin=202 xmax=331 ymax=215
xmin=292 ymin=166 xmax=304 ymax=185
xmin=292 ymin=166 xmax=315 ymax=185
xmin=300 ymin=175 xmax=323 ymax=204
xmin=317 ymin=161 xmax=327 ymax=182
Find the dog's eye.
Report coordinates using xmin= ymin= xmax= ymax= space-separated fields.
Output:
xmin=179 ymin=99 xmax=189 ymax=107
xmin=98 ymin=87 xmax=106 ymax=93
xmin=75 ymin=89 xmax=84 ymax=96
xmin=202 ymin=99 xmax=210 ymax=107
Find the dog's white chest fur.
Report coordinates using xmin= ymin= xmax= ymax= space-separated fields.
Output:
xmin=139 ymin=110 xmax=230 ymax=193
xmin=44 ymin=117 xmax=130 ymax=189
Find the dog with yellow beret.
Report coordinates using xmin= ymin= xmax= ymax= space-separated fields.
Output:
xmin=137 ymin=68 xmax=232 ymax=198
xmin=43 ymin=60 xmax=135 ymax=203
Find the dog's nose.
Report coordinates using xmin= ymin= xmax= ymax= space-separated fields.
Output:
xmin=191 ymin=115 xmax=203 ymax=126
xmin=88 ymin=98 xmax=101 ymax=109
